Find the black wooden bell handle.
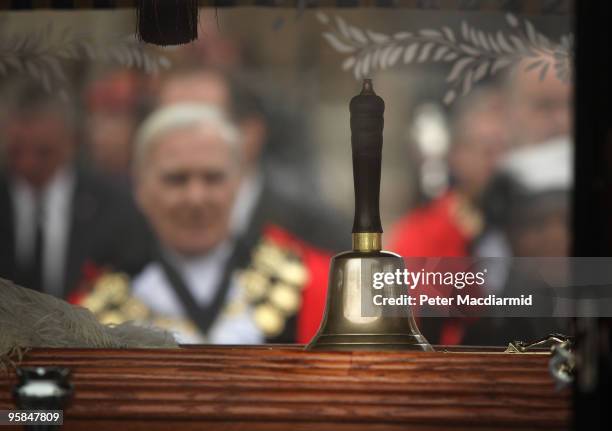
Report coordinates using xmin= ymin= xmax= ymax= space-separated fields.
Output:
xmin=350 ymin=79 xmax=384 ymax=234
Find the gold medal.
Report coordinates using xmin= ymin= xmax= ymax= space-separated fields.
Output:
xmin=240 ymin=270 xmax=269 ymax=301
xmin=279 ymin=261 xmax=308 ymax=286
xmin=119 ymin=298 xmax=150 ymax=321
xmin=94 ymin=273 xmax=129 ymax=305
xmin=253 ymin=243 xmax=285 ymax=272
xmin=82 ymin=294 xmax=105 ymax=314
xmin=98 ymin=310 xmax=125 ymax=325
xmin=269 ymin=283 xmax=301 ymax=314
xmin=239 ymin=238 xmax=307 ymax=337
xmin=253 ymin=303 xmax=284 ymax=337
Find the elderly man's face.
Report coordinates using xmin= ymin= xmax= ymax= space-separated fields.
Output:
xmin=136 ymin=124 xmax=240 ymax=256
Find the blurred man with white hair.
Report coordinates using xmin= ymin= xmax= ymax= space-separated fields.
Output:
xmin=72 ymin=103 xmax=330 ymax=345
xmin=133 ymin=104 xmax=241 ymax=259
xmin=130 ymin=104 xmax=245 ymax=343
xmin=156 ymin=68 xmax=347 ymax=252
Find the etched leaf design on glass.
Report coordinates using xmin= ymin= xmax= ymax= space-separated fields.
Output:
xmin=367 ymin=30 xmax=389 ymax=44
xmin=473 ymin=61 xmax=489 ymax=82
xmin=0 ymin=21 xmax=172 ymax=100
xmin=316 ymin=11 xmax=329 ymax=25
xmin=443 ymin=90 xmax=457 ymax=105
xmin=403 ymin=44 xmax=419 ymax=63
xmin=349 ymin=27 xmax=368 ymax=45
xmin=434 ymin=46 xmax=449 ymax=61
xmin=343 ymin=56 xmax=356 ymax=71
xmin=319 ymin=12 xmax=572 ymax=104
xmin=323 ymin=33 xmax=356 ymax=53
xmin=418 ymin=43 xmax=435 ymax=63
xmin=442 ymin=27 xmax=456 ymax=43
xmin=388 ymin=46 xmax=403 ymax=67
xmin=448 ymin=58 xmax=474 ymax=82
xmin=395 ymin=32 xmax=413 ymax=41
xmin=506 ymin=13 xmax=520 ymax=28
xmin=336 ymin=16 xmax=352 ymax=40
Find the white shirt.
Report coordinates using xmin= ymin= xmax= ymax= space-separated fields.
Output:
xmin=11 ymin=167 xmax=75 ymax=297
xmin=132 ymin=242 xmax=264 ymax=344
xmin=229 ymin=172 xmax=263 ymax=236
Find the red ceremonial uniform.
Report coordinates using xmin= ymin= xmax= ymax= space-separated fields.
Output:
xmin=389 ymin=191 xmax=482 ymax=345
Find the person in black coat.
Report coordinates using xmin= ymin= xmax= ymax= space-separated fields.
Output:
xmin=0 ymin=82 xmax=152 ymax=298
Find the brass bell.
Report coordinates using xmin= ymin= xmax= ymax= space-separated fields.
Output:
xmin=307 ymin=80 xmax=431 ymax=351
xmin=306 ymin=236 xmax=432 ymax=351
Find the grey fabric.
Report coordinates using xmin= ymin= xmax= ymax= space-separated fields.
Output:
xmin=0 ymin=278 xmax=177 ymax=368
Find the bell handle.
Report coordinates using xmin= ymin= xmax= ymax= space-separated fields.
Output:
xmin=350 ymin=79 xmax=384 ymax=235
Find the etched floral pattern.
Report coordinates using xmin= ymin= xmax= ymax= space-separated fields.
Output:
xmin=0 ymin=18 xmax=171 ymax=100
xmin=317 ymin=12 xmax=572 ymax=104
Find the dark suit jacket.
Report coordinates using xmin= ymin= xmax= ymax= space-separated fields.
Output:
xmin=0 ymin=168 xmax=154 ymax=298
xmin=256 ymin=179 xmax=349 ymax=253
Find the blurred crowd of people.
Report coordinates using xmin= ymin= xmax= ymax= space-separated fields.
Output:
xmin=391 ymin=55 xmax=572 ymax=344
xmin=0 ymin=40 xmax=572 ymax=345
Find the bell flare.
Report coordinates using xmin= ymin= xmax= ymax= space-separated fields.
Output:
xmin=306 ymin=250 xmax=432 ymax=351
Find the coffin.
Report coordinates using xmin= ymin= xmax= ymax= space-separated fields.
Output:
xmin=0 ymin=346 xmax=570 ymax=430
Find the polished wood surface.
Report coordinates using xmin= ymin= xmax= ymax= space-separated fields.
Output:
xmin=0 ymin=345 xmax=570 ymax=430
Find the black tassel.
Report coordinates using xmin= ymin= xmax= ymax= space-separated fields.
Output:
xmin=137 ymin=0 xmax=199 ymax=46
